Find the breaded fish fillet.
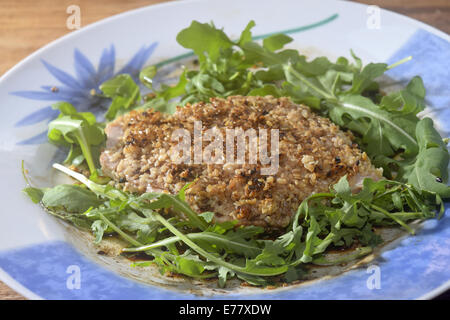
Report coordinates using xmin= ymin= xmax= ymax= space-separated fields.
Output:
xmin=100 ymin=96 xmax=382 ymax=229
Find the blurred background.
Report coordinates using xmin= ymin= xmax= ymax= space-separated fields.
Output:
xmin=0 ymin=0 xmax=448 ymax=299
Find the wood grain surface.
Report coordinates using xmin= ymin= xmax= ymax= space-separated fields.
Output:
xmin=0 ymin=0 xmax=448 ymax=300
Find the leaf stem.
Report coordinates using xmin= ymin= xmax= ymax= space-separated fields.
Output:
xmin=97 ymin=211 xmax=142 ymax=247
xmin=370 ymin=204 xmax=415 ymax=234
xmin=52 ymin=163 xmax=126 ymax=200
xmin=283 ymin=64 xmax=335 ymax=100
xmin=151 ymin=211 xmax=288 ymax=276
xmin=74 ymin=131 xmax=96 ymax=176
xmin=163 ymin=194 xmax=209 ymax=231
xmin=122 ymin=232 xmax=262 ymax=254
xmin=387 ymin=56 xmax=412 ymax=70
xmin=292 ymin=193 xmax=333 ymax=230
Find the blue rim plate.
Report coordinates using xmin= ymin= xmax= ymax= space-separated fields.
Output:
xmin=0 ymin=0 xmax=449 ymax=300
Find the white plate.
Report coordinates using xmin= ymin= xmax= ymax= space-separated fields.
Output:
xmin=0 ymin=0 xmax=449 ymax=299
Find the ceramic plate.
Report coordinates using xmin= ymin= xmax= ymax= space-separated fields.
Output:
xmin=0 ymin=0 xmax=449 ymax=300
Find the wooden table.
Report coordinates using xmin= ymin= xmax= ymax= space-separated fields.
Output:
xmin=0 ymin=0 xmax=448 ymax=300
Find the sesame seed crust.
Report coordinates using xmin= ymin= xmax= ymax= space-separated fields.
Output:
xmin=100 ymin=96 xmax=382 ymax=229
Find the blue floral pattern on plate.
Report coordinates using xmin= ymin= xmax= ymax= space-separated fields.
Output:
xmin=12 ymin=43 xmax=158 ymax=144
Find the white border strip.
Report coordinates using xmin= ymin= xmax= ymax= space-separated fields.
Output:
xmin=0 ymin=0 xmax=448 ymax=300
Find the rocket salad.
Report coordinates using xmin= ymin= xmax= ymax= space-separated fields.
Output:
xmin=23 ymin=21 xmax=449 ymax=287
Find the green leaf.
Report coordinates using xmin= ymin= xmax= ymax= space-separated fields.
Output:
xmin=199 ymin=211 xmax=215 ymax=223
xmin=236 ymin=273 xmax=269 ymax=286
xmin=241 ymin=41 xmax=282 ymax=66
xmin=252 ymin=241 xmax=286 ymax=266
xmin=100 ymin=74 xmax=141 ymax=120
xmin=263 ymin=34 xmax=293 ymax=52
xmin=142 ymin=193 xmax=209 ymax=231
xmin=91 ymin=220 xmax=108 ymax=244
xmin=347 ymin=63 xmax=388 ymax=95
xmin=330 ymin=95 xmax=419 ymax=157
xmin=22 ymin=187 xmax=45 ymax=204
xmin=283 ymin=63 xmax=335 ymax=99
xmin=175 ymin=252 xmax=206 ymax=277
xmin=139 ymin=97 xmax=178 ymax=115
xmin=176 ymin=21 xmax=234 ymax=62
xmin=237 ymin=20 xmax=256 ymax=46
xmin=41 ymin=184 xmax=102 ymax=213
xmin=388 ymin=118 xmax=450 ymax=197
xmin=380 ymin=76 xmax=426 ymax=115
xmin=159 ymin=69 xmax=189 ymax=101
xmin=139 ymin=65 xmax=157 ymax=89
xmin=402 ymin=148 xmax=450 ymax=197
xmin=284 ymin=266 xmax=303 ymax=283
xmin=350 ymin=50 xmax=362 ymax=70
xmin=48 ymin=103 xmax=104 ymax=175
xmin=218 ymin=266 xmax=235 ymax=288
xmin=416 ymin=117 xmax=448 ymax=151
xmin=300 ymin=215 xmax=321 ymax=263
xmin=333 ymin=175 xmax=352 ymax=202
xmin=115 ymin=211 xmax=159 ymax=241
xmin=294 ymin=56 xmax=334 ymax=76
xmin=247 ymin=84 xmax=281 ymax=97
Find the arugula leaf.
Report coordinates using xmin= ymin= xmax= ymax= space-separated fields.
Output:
xmin=400 ymin=118 xmax=450 ymax=197
xmin=47 ymin=102 xmax=104 ymax=176
xmin=22 ymin=187 xmax=45 ymax=204
xmin=329 ymin=95 xmax=419 ymax=156
xmin=237 ymin=20 xmax=256 ymax=46
xmin=263 ymin=34 xmax=293 ymax=52
xmin=380 ymin=76 xmax=426 ymax=115
xmin=91 ymin=220 xmax=109 ymax=244
xmin=284 ymin=266 xmax=304 ymax=283
xmin=218 ymin=266 xmax=235 ymax=288
xmin=176 ymin=21 xmax=234 ymax=62
xmin=416 ymin=117 xmax=449 ymax=151
xmin=41 ymin=184 xmax=102 ymax=213
xmin=347 ymin=62 xmax=387 ymax=95
xmin=247 ymin=84 xmax=282 ymax=97
xmin=139 ymin=65 xmax=157 ymax=89
xmin=100 ymin=74 xmax=141 ymax=120
xmin=173 ymin=251 xmax=208 ymax=277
